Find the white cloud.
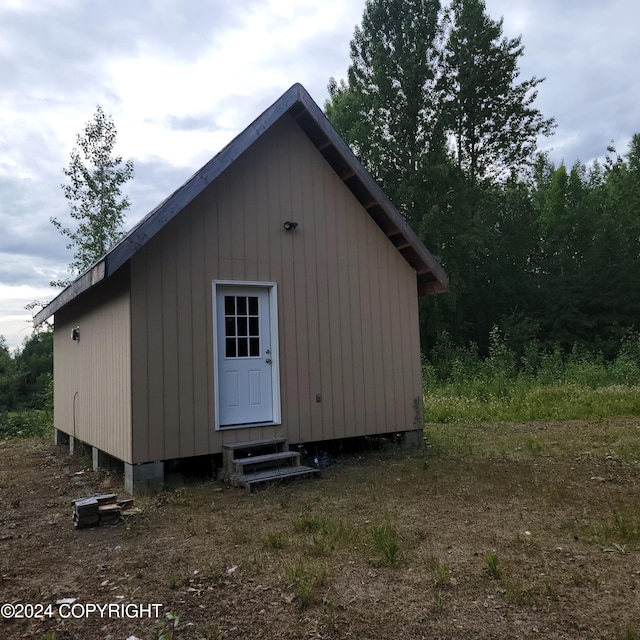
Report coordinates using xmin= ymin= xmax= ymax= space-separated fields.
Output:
xmin=1 ymin=0 xmax=639 ymax=348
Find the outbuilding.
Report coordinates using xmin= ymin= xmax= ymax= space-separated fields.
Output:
xmin=35 ymin=84 xmax=447 ymax=493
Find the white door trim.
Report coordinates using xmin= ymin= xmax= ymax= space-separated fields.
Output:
xmin=212 ymin=280 xmax=281 ymax=430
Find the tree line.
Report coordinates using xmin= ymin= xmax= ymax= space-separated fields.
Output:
xmin=325 ymin=0 xmax=639 ymax=364
xmin=0 ymin=331 xmax=52 ymax=411
xmin=2 ymin=0 xmax=639 ymax=413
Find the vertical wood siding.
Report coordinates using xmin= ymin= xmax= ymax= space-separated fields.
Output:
xmin=54 ymin=272 xmax=132 ymax=463
xmin=129 ymin=115 xmax=422 ymax=463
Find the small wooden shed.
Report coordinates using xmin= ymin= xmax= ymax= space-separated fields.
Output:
xmin=35 ymin=84 xmax=447 ymax=492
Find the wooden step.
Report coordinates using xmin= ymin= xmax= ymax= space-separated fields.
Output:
xmin=223 ymin=438 xmax=290 ymax=477
xmin=232 ymin=450 xmax=300 ymax=469
xmin=223 ymin=438 xmax=288 ymax=452
xmin=232 ymin=465 xmax=319 ymax=492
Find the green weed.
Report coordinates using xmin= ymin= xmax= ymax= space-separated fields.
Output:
xmin=484 ymin=550 xmax=502 ymax=580
xmin=426 ymin=556 xmax=453 ymax=587
xmin=262 ymin=531 xmax=287 ymax=551
xmin=150 ymin=611 xmax=180 ymax=640
xmin=600 ymin=505 xmax=640 ymax=544
xmin=285 ymin=559 xmax=327 ymax=609
xmin=368 ymin=521 xmax=401 ymax=565
xmin=616 ymin=621 xmax=639 ymax=640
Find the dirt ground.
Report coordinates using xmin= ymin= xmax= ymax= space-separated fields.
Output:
xmin=1 ymin=418 xmax=640 ymax=639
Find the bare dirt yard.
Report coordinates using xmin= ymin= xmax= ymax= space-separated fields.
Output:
xmin=1 ymin=417 xmax=640 ymax=640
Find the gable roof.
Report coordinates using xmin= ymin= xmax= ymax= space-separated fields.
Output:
xmin=34 ymin=83 xmax=447 ymax=326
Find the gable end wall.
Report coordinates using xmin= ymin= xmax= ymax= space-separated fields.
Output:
xmin=129 ymin=114 xmax=422 ymax=463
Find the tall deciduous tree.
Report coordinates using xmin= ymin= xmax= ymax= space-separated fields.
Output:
xmin=325 ymin=0 xmax=443 ymax=226
xmin=441 ymin=0 xmax=555 ymax=183
xmin=51 ymin=106 xmax=134 ymax=286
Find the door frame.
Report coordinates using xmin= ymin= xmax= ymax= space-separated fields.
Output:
xmin=212 ymin=280 xmax=281 ymax=430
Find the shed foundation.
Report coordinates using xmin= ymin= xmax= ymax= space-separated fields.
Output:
xmin=124 ymin=461 xmax=164 ymax=494
xmin=92 ymin=447 xmax=124 ymax=474
xmin=401 ymin=429 xmax=424 ymax=449
xmin=54 ymin=428 xmax=69 ymax=446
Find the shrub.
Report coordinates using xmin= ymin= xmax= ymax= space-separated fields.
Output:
xmin=0 ymin=410 xmax=52 ymax=439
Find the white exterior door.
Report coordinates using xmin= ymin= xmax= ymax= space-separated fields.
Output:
xmin=215 ymin=285 xmax=276 ymax=427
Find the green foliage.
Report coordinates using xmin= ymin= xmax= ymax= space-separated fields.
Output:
xmin=0 ymin=330 xmax=53 ymax=412
xmin=368 ymin=521 xmax=402 ymax=565
xmin=424 ymin=332 xmax=640 ymax=423
xmin=285 ymin=558 xmax=328 ymax=609
xmin=14 ymin=328 xmax=53 ymax=408
xmin=326 ymin=0 xmax=638 ymax=361
xmin=600 ymin=506 xmax=640 ymax=545
xmin=262 ymin=531 xmax=287 ymax=551
xmin=483 ymin=550 xmax=502 ymax=579
xmin=426 ymin=556 xmax=452 ymax=587
xmin=615 ymin=621 xmax=638 ymax=640
xmin=326 ymin=0 xmax=442 ymax=226
xmin=441 ymin=0 xmax=555 ymax=183
xmin=150 ymin=611 xmax=181 ymax=640
xmin=0 ymin=336 xmax=20 ymax=410
xmin=51 ymin=105 xmax=134 ymax=286
xmin=0 ymin=410 xmax=52 ymax=439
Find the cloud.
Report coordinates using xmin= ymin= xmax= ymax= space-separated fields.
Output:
xmin=487 ymin=0 xmax=640 ymax=165
xmin=1 ymin=0 xmax=639 ymax=349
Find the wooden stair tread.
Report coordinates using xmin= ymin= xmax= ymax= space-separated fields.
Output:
xmin=223 ymin=438 xmax=288 ymax=451
xmin=233 ymin=451 xmax=299 ymax=466
xmin=231 ymin=465 xmax=319 ymax=491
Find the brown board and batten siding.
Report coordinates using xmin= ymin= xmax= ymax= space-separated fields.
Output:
xmin=53 ymin=270 xmax=132 ymax=463
xmin=129 ymin=114 xmax=422 ymax=464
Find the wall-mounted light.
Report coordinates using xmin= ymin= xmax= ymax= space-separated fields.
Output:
xmin=71 ymin=327 xmax=80 ymax=342
xmin=283 ymin=221 xmax=299 ymax=231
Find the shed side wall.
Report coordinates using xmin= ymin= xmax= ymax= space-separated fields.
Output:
xmin=54 ymin=272 xmax=132 ymax=463
xmin=130 ymin=114 xmax=422 ymax=463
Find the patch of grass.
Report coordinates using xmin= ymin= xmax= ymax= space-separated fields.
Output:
xmin=501 ymin=577 xmax=555 ymax=606
xmin=616 ymin=621 xmax=639 ymax=640
xmin=600 ymin=504 xmax=640 ymax=544
xmin=285 ymin=558 xmax=327 ymax=609
xmin=292 ymin=512 xmax=351 ymax=556
xmin=426 ymin=556 xmax=453 ymax=588
xmin=368 ymin=521 xmax=401 ymax=566
xmin=432 ymin=587 xmax=446 ymax=613
xmin=425 ymin=383 xmax=640 ymax=424
xmin=483 ymin=551 xmax=502 ymax=580
xmin=262 ymin=531 xmax=287 ymax=551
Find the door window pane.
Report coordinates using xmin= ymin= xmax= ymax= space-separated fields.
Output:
xmin=222 ymin=293 xmax=262 ymax=359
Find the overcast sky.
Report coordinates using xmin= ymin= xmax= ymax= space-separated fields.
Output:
xmin=1 ymin=0 xmax=638 ymax=350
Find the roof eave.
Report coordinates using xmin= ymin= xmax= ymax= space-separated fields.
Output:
xmin=33 ymin=260 xmax=106 ymax=326
xmin=33 ymin=83 xmax=447 ymax=325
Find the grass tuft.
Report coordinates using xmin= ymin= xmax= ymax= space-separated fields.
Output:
xmin=368 ymin=521 xmax=402 ymax=566
xmin=285 ymin=559 xmax=327 ymax=609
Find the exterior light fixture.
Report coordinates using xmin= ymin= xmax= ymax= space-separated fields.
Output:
xmin=71 ymin=327 xmax=80 ymax=342
xmin=283 ymin=221 xmax=299 ymax=231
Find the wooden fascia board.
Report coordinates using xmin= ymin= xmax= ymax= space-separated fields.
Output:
xmin=33 ymin=260 xmax=106 ymax=326
xmin=295 ymin=89 xmax=448 ymax=295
